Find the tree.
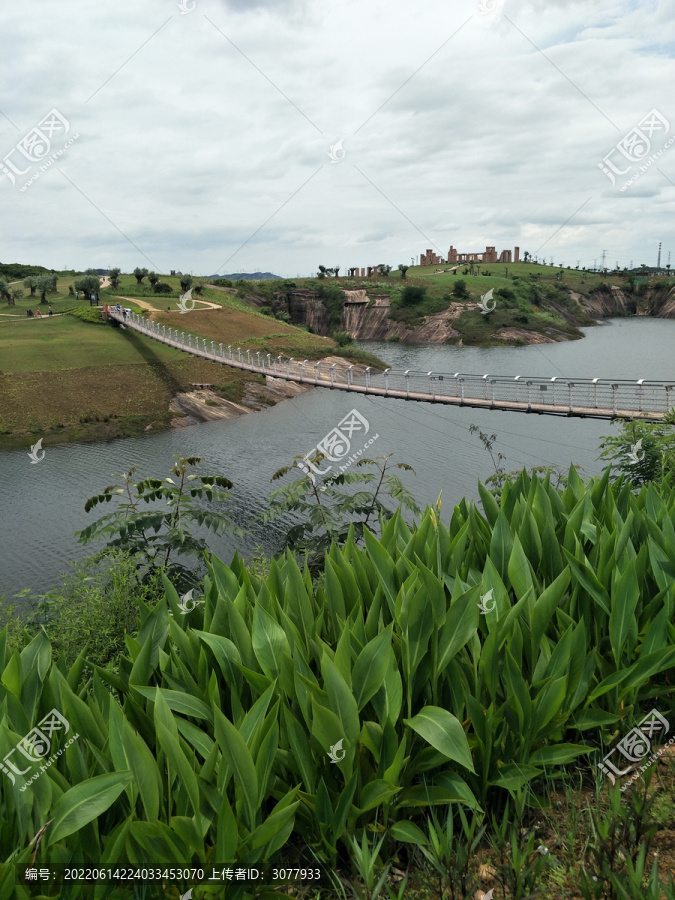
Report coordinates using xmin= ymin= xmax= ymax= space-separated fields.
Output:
xmin=263 ymin=454 xmax=419 ymax=560
xmin=317 ymin=265 xmax=327 ymax=279
xmin=334 ymin=266 xmax=340 ymax=278
xmin=74 ymin=274 xmax=100 ymax=300
xmin=180 ymin=274 xmax=193 ymax=293
xmin=397 ymin=264 xmax=409 ymax=279
xmin=0 ymin=278 xmax=11 ymax=302
xmin=147 ymin=271 xmax=159 ymax=288
xmin=76 ymin=456 xmax=239 ymax=592
xmin=108 ymin=267 xmax=121 ymax=289
xmin=24 ymin=276 xmax=38 ymax=297
xmin=35 ymin=274 xmax=57 ymax=303
xmin=377 ymin=264 xmax=391 ymax=277
xmin=152 ymin=281 xmax=172 ymax=294
xmin=523 ymin=251 xmax=530 ymax=263
xmin=133 ymin=267 xmax=149 ymax=284
xmin=452 ymin=279 xmax=469 ymax=300
xmin=401 ymin=285 xmax=427 ymax=305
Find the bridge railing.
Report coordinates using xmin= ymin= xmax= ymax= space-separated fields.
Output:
xmin=110 ymin=311 xmax=674 ymax=417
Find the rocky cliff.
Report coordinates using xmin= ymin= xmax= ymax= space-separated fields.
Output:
xmin=575 ymin=284 xmax=675 ymax=319
xmin=274 ymin=282 xmax=675 ymax=346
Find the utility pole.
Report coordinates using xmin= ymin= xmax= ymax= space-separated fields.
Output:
xmin=657 ymin=242 xmax=662 ymax=269
xmin=601 ymin=250 xmax=607 ymax=271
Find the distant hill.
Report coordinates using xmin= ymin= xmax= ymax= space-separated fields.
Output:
xmin=0 ymin=262 xmax=61 ymax=280
xmin=206 ymin=272 xmax=282 ymax=281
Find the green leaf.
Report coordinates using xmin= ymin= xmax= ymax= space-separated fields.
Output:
xmin=389 ymin=821 xmax=429 ymax=845
xmin=609 ymin=564 xmax=640 ymax=666
xmin=252 ymin=605 xmax=290 ymax=679
xmin=47 ymin=772 xmax=133 ymax=845
xmin=213 ymin=705 xmax=259 ymax=831
xmin=352 ymin=628 xmax=393 ymax=712
xmin=405 ymin=707 xmax=475 ymax=773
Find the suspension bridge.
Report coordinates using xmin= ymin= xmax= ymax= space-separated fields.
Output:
xmin=108 ymin=309 xmax=674 ymax=421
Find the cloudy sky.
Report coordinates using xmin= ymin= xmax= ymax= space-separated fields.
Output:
xmin=1 ymin=0 xmax=673 ymax=277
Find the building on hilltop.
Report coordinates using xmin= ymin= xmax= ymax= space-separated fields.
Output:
xmin=420 ymin=250 xmax=446 ymax=266
xmin=422 ymin=245 xmax=520 ymax=265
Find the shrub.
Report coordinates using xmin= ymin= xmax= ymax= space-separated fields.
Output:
xmin=401 ymin=285 xmax=427 ymax=305
xmin=212 ymin=278 xmax=233 ymax=288
xmin=275 ymin=310 xmax=291 ymax=323
xmin=452 ymin=279 xmax=469 ymax=299
xmin=259 ymin=306 xmax=273 ymax=316
xmin=152 ymin=281 xmax=173 ymax=294
xmin=333 ymin=330 xmax=353 ymax=346
xmin=66 ymin=306 xmax=105 ymax=325
xmin=388 ymin=333 xmax=401 ymax=342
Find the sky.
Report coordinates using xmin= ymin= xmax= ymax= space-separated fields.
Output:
xmin=1 ymin=0 xmax=674 ymax=278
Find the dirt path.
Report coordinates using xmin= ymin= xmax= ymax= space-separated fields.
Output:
xmin=108 ymin=294 xmax=222 ymax=312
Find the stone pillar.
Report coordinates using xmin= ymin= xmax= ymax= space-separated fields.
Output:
xmin=514 ymin=246 xmax=520 ymax=262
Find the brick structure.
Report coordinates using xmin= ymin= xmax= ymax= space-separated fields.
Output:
xmin=420 ymin=243 xmax=520 ymax=266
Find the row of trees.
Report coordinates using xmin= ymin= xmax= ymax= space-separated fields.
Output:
xmin=317 ymin=263 xmax=412 ymax=279
xmin=133 ymin=267 xmax=197 ymax=294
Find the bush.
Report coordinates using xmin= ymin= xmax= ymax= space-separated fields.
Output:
xmin=66 ymin=306 xmax=105 ymax=325
xmin=259 ymin=306 xmax=273 ymax=316
xmin=388 ymin=333 xmax=401 ymax=342
xmin=401 ymin=285 xmax=427 ymax=305
xmin=212 ymin=278 xmax=233 ymax=288
xmin=333 ymin=330 xmax=353 ymax=346
xmin=152 ymin=281 xmax=173 ymax=294
xmin=275 ymin=310 xmax=291 ymax=323
xmin=452 ymin=279 xmax=469 ymax=299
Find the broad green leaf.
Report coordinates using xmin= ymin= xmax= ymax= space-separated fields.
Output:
xmin=405 ymin=707 xmax=475 ymax=773
xmin=47 ymin=772 xmax=133 ymax=845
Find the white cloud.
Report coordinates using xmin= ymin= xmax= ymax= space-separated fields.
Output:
xmin=0 ymin=0 xmax=673 ymax=275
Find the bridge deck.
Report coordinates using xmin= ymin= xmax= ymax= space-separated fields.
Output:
xmin=107 ymin=310 xmax=674 ymax=422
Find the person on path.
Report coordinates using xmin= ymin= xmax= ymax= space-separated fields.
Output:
xmin=35 ymin=309 xmax=41 ymax=317
xmin=48 ymin=305 xmax=53 ymax=316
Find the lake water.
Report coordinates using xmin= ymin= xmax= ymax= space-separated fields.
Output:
xmin=2 ymin=317 xmax=674 ymax=601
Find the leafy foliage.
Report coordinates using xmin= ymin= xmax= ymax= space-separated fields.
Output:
xmin=0 ymin=468 xmax=674 ymax=897
xmin=76 ymin=456 xmax=240 ymax=592
xmin=599 ymin=414 xmax=675 ymax=485
xmin=262 ymin=454 xmax=419 ymax=559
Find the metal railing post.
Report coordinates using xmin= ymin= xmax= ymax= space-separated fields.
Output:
xmin=405 ymin=370 xmax=410 ymax=398
xmin=636 ymin=379 xmax=644 ymax=413
xmin=347 ymin=365 xmax=354 ymax=388
xmin=365 ymin=367 xmax=371 ymax=392
xmin=238 ymin=348 xmax=242 ymax=363
xmin=188 ymin=334 xmax=192 ymax=348
xmin=429 ymin=372 xmax=434 ymax=400
xmin=384 ymin=368 xmax=390 ymax=395
xmin=211 ymin=341 xmax=216 ymax=356
xmin=228 ymin=345 xmax=232 ymax=359
xmin=550 ymin=377 xmax=557 ymax=406
xmin=220 ymin=343 xmax=224 ymax=359
xmin=526 ymin=381 xmax=532 ymax=410
xmin=303 ymin=359 xmax=308 ymax=381
xmin=591 ymin=377 xmax=599 ymax=408
xmin=612 ymin=383 xmax=618 ymax=415
xmin=315 ymin=361 xmax=321 ymax=384
xmin=483 ymin=374 xmax=489 ymax=401
xmin=514 ymin=375 xmax=521 ymax=403
xmin=491 ymin=379 xmax=496 ymax=407
xmin=568 ymin=382 xmax=575 ymax=413
xmin=459 ymin=377 xmax=465 ymax=403
xmin=257 ymin=352 xmax=262 ymax=368
xmin=330 ymin=364 xmax=336 ymax=387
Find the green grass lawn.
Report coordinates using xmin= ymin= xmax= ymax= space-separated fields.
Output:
xmin=0 ymin=316 xmax=182 ymax=373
